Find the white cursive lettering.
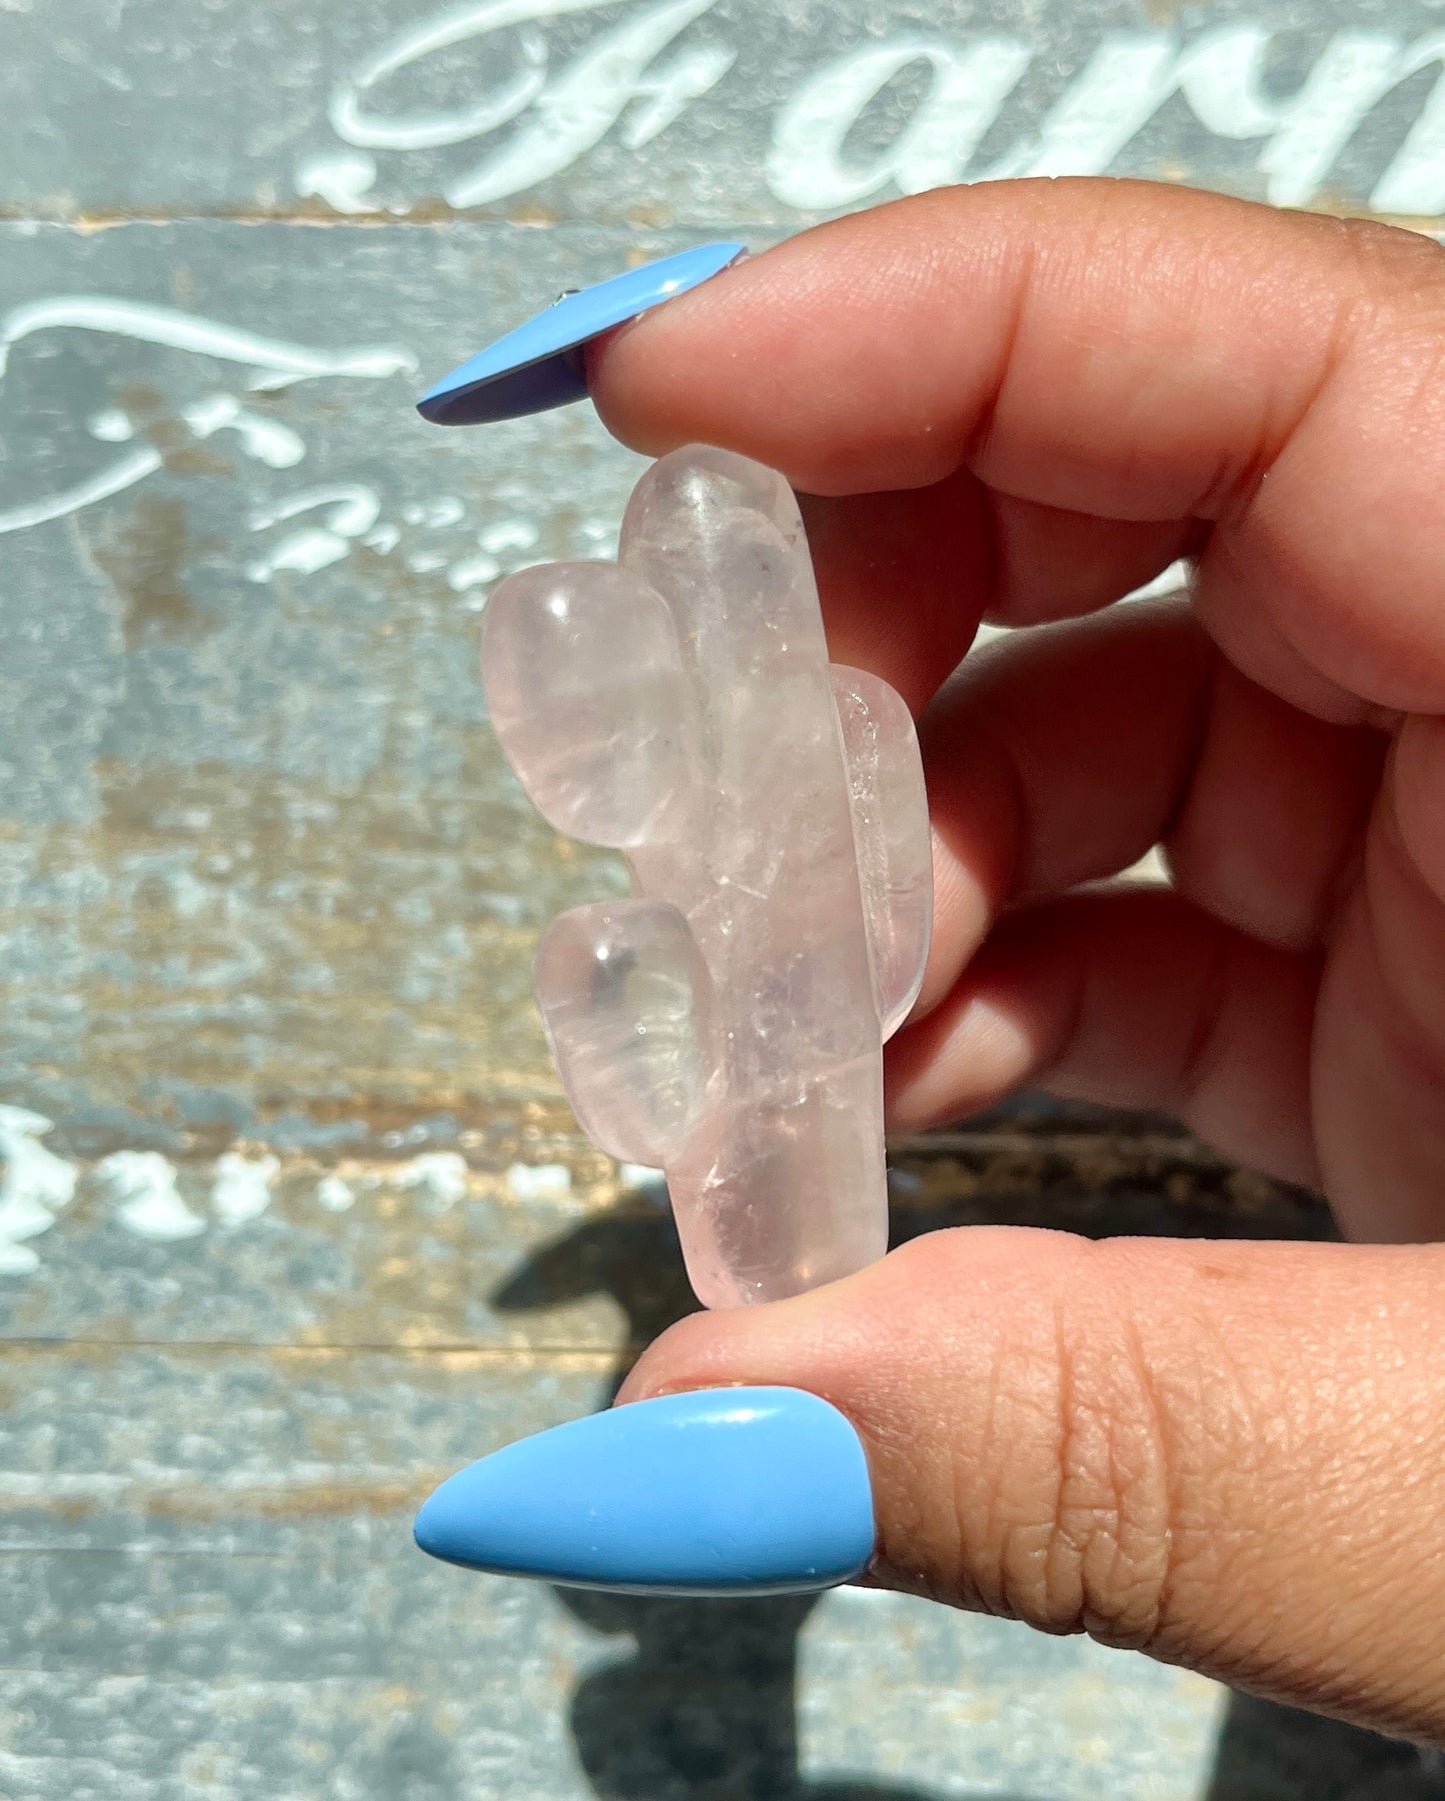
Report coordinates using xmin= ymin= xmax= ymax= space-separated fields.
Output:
xmin=246 ymin=485 xmax=383 ymax=581
xmin=328 ymin=0 xmax=730 ymax=208
xmin=445 ymin=0 xmax=728 ymax=207
xmin=767 ymin=36 xmax=1030 ymax=209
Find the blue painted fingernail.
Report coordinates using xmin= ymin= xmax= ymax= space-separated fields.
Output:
xmin=413 ymin=1386 xmax=874 ymax=1595
xmin=416 ymin=240 xmax=745 ymax=427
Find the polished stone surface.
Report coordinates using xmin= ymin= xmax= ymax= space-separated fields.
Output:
xmin=488 ymin=448 xmax=930 ymax=1305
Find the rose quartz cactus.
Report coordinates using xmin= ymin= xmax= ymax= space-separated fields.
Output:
xmin=482 ymin=445 xmax=931 ymax=1307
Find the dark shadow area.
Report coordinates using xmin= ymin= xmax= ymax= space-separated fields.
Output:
xmin=555 ymin=1585 xmax=952 ymax=1801
xmin=1205 ymin=1693 xmax=1445 ymax=1800
xmin=492 ymin=1187 xmax=1032 ymax=1800
xmin=492 ymin=1132 xmax=1417 ymax=1801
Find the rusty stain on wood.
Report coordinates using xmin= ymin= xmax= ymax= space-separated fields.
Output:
xmin=94 ymin=495 xmax=212 ymax=646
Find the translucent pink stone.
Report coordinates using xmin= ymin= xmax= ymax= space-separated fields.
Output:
xmin=482 ymin=446 xmax=932 ymax=1308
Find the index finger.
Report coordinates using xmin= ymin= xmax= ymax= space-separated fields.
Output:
xmin=590 ymin=180 xmax=1445 ymax=717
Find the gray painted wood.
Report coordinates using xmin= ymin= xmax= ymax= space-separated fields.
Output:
xmin=0 ymin=2 xmax=1437 ymax=1796
xmin=5 ymin=1 xmax=1445 ymax=227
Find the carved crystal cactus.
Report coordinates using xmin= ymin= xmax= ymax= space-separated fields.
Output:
xmin=482 ymin=445 xmax=932 ymax=1308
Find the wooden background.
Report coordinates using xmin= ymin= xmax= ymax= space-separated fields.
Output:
xmin=2 ymin=2 xmax=1444 ymax=1795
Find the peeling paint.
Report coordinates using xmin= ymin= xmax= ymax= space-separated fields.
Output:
xmin=211 ymin=1151 xmax=280 ymax=1226
xmin=294 ymin=148 xmax=381 ymax=214
xmin=316 ymin=1174 xmax=357 ymax=1212
xmin=245 ymin=483 xmax=382 ymax=580
xmin=506 ymin=1162 xmax=572 ymax=1201
xmin=94 ymin=1150 xmax=206 ymax=1242
xmin=0 ymin=1107 xmax=77 ymax=1276
xmin=180 ymin=392 xmax=306 ymax=469
xmin=397 ymin=1152 xmax=470 ymax=1210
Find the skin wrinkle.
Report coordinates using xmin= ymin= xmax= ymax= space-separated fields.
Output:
xmin=1387 ymin=724 xmax=1445 ymax=912
xmin=980 ymin=493 xmax=1195 ymax=629
xmin=914 ymin=1244 xmax=1059 ymax=1617
xmin=1106 ymin=1301 xmax=1173 ymax=1651
xmin=1155 ymin=634 xmax=1229 ymax=916
xmin=1246 ymin=309 xmax=1445 ymax=709
xmin=947 ymin=1394 xmax=989 ymax=1616
xmin=1360 ymin=814 xmax=1445 ymax=1079
xmin=960 ymin=235 xmax=1039 ymax=491
xmin=1155 ymin=1316 xmax=1276 ymax=1670
xmin=1309 ymin=745 xmax=1386 ymax=953
xmin=962 ymin=718 xmax=1030 ymax=907
xmin=1046 ymin=1284 xmax=1093 ymax=1637
xmin=850 ymin=1351 xmax=937 ymax=1598
xmin=1010 ymin=916 xmax=1084 ymax=1110
xmin=1051 ymin=1276 xmax=1171 ymax=1652
xmin=1151 ymin=1256 xmax=1293 ymax=1662
xmin=991 ymin=1356 xmax=1057 ymax=1626
xmin=1181 ymin=1375 xmax=1275 ymax=1656
xmin=1098 ymin=1395 xmax=1168 ymax=1649
xmin=1201 ymin=293 xmax=1353 ymax=674
xmin=890 ymin=1417 xmax=942 ymax=1599
xmin=1192 ymin=275 xmax=1357 ymax=531
xmin=972 ymin=1305 xmax=1009 ymax=1619
xmin=1162 ymin=1289 xmax=1432 ymax=1710
xmin=1170 ymin=912 xmax=1241 ymax=1128
xmin=970 ymin=198 xmax=1342 ymax=524
xmin=1331 ymin=212 xmax=1445 ymax=342
xmin=1153 ymin=655 xmax=1384 ymax=949
xmin=1149 ymin=613 xmax=1223 ymax=870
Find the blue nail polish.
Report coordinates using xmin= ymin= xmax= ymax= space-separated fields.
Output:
xmin=414 ymin=1386 xmax=875 ymax=1595
xmin=416 ymin=240 xmax=745 ymax=427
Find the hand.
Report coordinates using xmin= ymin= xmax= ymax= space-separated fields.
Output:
xmin=591 ymin=180 xmax=1445 ymax=1743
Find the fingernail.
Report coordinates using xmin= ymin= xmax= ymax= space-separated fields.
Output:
xmin=413 ymin=1386 xmax=874 ymax=1595
xmin=416 ymin=241 xmax=745 ymax=427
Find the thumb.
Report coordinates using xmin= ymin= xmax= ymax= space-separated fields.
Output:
xmin=617 ymin=1227 xmax=1445 ymax=1745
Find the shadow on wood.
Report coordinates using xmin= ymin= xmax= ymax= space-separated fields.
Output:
xmin=1204 ymin=1693 xmax=1444 ymax=1800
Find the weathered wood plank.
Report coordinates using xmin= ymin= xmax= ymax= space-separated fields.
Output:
xmin=5 ymin=2 xmax=1445 ymax=229
xmin=0 ymin=220 xmax=708 ymax=1149
xmin=0 ymin=1126 xmax=1327 ymax=1346
xmin=0 ymin=1599 xmax=1228 ymax=1801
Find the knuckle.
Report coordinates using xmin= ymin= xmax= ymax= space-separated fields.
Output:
xmin=1051 ymin=1301 xmax=1175 ymax=1649
xmin=983 ymin=1248 xmax=1178 ymax=1649
xmin=1333 ymin=219 xmax=1445 ymax=357
xmin=1331 ymin=214 xmax=1445 ymax=292
xmin=862 ymin=1234 xmax=1194 ymax=1654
